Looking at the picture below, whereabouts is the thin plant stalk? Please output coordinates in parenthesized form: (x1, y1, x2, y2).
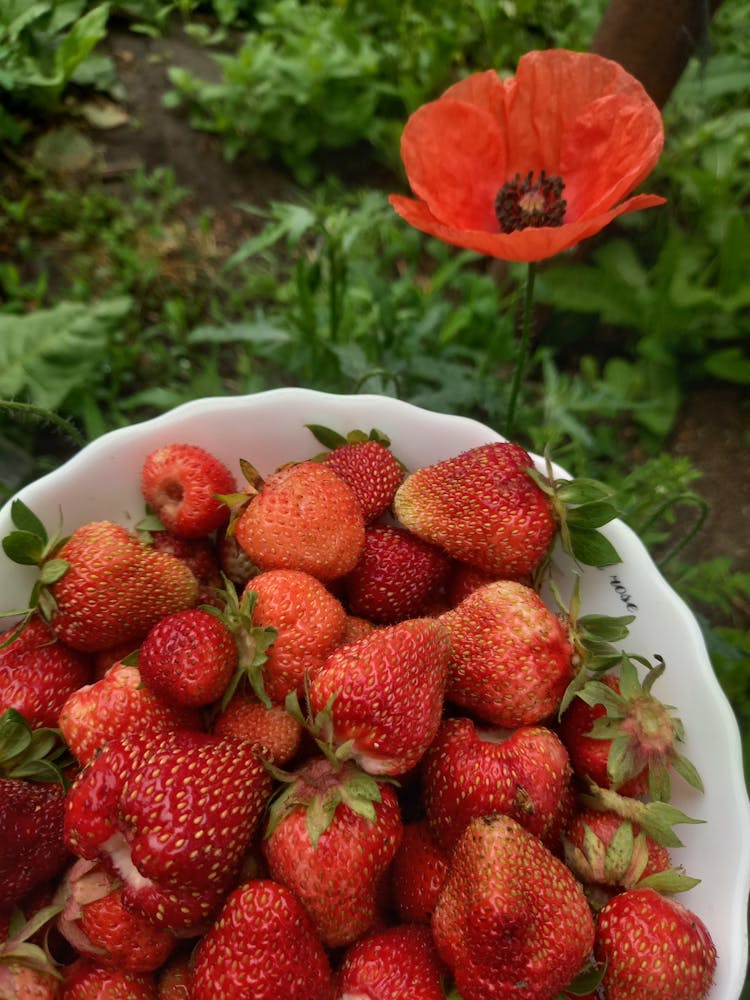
(505, 261, 536, 439)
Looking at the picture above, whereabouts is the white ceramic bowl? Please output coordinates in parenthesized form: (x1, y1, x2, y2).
(1, 388, 748, 997)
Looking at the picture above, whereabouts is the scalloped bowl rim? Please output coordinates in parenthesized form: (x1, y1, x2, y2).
(1, 388, 748, 998)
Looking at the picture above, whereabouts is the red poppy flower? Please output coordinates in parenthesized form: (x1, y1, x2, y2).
(389, 49, 666, 263)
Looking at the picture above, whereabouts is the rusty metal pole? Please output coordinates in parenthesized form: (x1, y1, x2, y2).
(591, 0, 724, 107)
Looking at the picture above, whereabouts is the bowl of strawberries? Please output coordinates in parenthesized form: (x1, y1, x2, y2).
(0, 386, 748, 1000)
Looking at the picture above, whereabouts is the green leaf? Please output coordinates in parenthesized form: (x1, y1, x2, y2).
(38, 558, 69, 585)
(0, 298, 131, 409)
(9, 499, 47, 541)
(54, 3, 110, 85)
(556, 477, 617, 506)
(2, 530, 45, 566)
(567, 526, 621, 567)
(0, 708, 33, 763)
(670, 752, 705, 794)
(305, 423, 348, 450)
(636, 869, 701, 893)
(566, 500, 620, 530)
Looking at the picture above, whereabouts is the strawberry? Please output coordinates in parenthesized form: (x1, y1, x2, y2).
(334, 923, 445, 999)
(562, 808, 697, 906)
(58, 661, 202, 766)
(62, 958, 157, 999)
(393, 441, 556, 577)
(191, 879, 332, 1000)
(340, 614, 377, 645)
(156, 954, 192, 998)
(138, 607, 238, 708)
(343, 524, 452, 624)
(212, 690, 302, 765)
(243, 568, 347, 704)
(0, 617, 92, 730)
(594, 887, 717, 999)
(63, 730, 273, 933)
(55, 859, 175, 973)
(140, 442, 236, 539)
(307, 617, 451, 776)
(262, 755, 403, 948)
(148, 530, 224, 607)
(309, 425, 404, 523)
(558, 656, 703, 801)
(0, 904, 63, 1000)
(421, 716, 574, 852)
(0, 709, 72, 910)
(234, 460, 366, 582)
(390, 818, 449, 924)
(439, 579, 574, 727)
(432, 814, 595, 1000)
(446, 561, 527, 604)
(3, 510, 199, 653)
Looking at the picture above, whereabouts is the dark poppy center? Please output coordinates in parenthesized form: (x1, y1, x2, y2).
(494, 170, 567, 233)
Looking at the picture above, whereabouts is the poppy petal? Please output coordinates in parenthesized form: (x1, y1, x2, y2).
(502, 49, 660, 181)
(400, 98, 507, 231)
(441, 68, 509, 122)
(389, 192, 666, 264)
(562, 93, 664, 220)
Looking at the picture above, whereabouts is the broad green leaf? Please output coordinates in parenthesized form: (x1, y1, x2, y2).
(0, 298, 131, 409)
(2, 530, 44, 566)
(54, 3, 110, 84)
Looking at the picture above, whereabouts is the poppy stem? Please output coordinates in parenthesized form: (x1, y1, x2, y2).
(505, 261, 536, 439)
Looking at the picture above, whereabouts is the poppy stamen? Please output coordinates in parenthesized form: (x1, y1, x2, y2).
(494, 170, 567, 233)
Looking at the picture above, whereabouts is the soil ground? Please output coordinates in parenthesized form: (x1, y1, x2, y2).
(91, 28, 750, 613)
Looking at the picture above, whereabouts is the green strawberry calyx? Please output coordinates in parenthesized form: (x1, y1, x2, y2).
(263, 751, 386, 850)
(528, 450, 622, 570)
(574, 654, 704, 802)
(201, 576, 278, 710)
(0, 708, 74, 787)
(0, 904, 65, 988)
(579, 778, 704, 848)
(562, 818, 700, 900)
(1, 499, 70, 642)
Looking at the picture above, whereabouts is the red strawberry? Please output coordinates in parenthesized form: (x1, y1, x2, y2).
(55, 859, 175, 973)
(562, 808, 695, 905)
(393, 441, 556, 576)
(58, 661, 201, 766)
(156, 954, 192, 998)
(340, 614, 377, 645)
(343, 524, 452, 624)
(262, 756, 403, 948)
(421, 716, 574, 852)
(0, 709, 72, 910)
(148, 530, 224, 607)
(446, 561, 528, 604)
(317, 430, 405, 523)
(439, 579, 574, 727)
(390, 819, 449, 924)
(244, 568, 347, 704)
(433, 814, 595, 1000)
(308, 617, 451, 776)
(234, 461, 365, 582)
(138, 608, 238, 708)
(0, 617, 92, 730)
(558, 657, 703, 801)
(63, 730, 272, 933)
(0, 904, 63, 1000)
(140, 442, 236, 539)
(62, 958, 157, 999)
(47, 521, 198, 652)
(212, 691, 302, 766)
(334, 923, 445, 999)
(594, 888, 717, 1000)
(191, 879, 332, 1000)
